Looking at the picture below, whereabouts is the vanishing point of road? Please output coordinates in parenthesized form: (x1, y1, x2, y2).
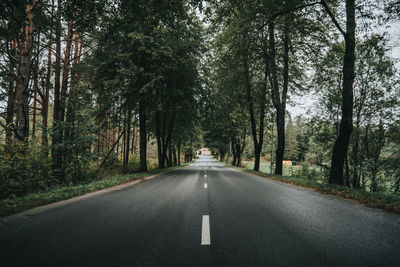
(1, 156, 399, 266)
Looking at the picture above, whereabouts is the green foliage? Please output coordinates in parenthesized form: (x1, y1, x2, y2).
(231, 165, 400, 214)
(0, 141, 51, 199)
(0, 164, 189, 217)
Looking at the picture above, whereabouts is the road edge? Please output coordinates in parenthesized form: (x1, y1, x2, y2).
(225, 164, 400, 215)
(1, 164, 191, 221)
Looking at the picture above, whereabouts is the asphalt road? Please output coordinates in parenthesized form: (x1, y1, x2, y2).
(1, 156, 399, 267)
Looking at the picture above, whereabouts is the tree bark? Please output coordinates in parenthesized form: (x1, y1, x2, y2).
(173, 143, 177, 166)
(270, 113, 274, 174)
(167, 140, 173, 167)
(231, 138, 237, 166)
(345, 154, 350, 186)
(244, 45, 265, 171)
(155, 111, 164, 168)
(52, 0, 63, 172)
(328, 0, 356, 185)
(237, 131, 246, 167)
(15, 0, 37, 142)
(352, 125, 361, 188)
(139, 99, 147, 172)
(42, 18, 53, 148)
(31, 47, 39, 139)
(269, 21, 289, 175)
(65, 33, 81, 143)
(177, 142, 181, 165)
(5, 39, 17, 146)
(59, 19, 73, 131)
(123, 110, 131, 173)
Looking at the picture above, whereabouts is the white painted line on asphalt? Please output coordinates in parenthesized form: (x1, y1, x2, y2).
(204, 183, 208, 188)
(204, 174, 207, 177)
(201, 215, 211, 245)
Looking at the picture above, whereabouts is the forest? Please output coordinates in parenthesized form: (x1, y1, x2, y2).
(0, 0, 399, 204)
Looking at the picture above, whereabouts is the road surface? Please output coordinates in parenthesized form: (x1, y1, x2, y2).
(1, 156, 399, 266)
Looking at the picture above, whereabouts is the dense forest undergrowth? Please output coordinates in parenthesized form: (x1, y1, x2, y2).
(1, 0, 400, 214)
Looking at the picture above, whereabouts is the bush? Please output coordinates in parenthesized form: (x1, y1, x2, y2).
(0, 141, 52, 199)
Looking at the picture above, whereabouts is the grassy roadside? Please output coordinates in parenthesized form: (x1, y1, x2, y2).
(226, 164, 400, 214)
(0, 163, 190, 218)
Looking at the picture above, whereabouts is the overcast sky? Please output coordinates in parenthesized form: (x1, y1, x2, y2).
(288, 21, 400, 118)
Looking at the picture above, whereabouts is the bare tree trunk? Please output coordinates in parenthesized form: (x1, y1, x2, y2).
(31, 39, 39, 139)
(244, 43, 265, 171)
(59, 19, 73, 130)
(345, 154, 350, 186)
(231, 138, 237, 166)
(139, 99, 147, 172)
(155, 111, 164, 168)
(177, 142, 181, 165)
(270, 21, 289, 175)
(326, 0, 356, 185)
(130, 122, 135, 155)
(270, 113, 274, 174)
(5, 39, 17, 146)
(52, 0, 63, 172)
(15, 1, 37, 142)
(42, 15, 52, 148)
(116, 126, 120, 155)
(65, 32, 81, 143)
(173, 142, 177, 166)
(167, 139, 173, 167)
(123, 110, 131, 173)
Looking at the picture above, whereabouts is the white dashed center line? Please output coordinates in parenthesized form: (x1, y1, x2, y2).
(204, 183, 208, 188)
(204, 174, 207, 178)
(201, 215, 211, 245)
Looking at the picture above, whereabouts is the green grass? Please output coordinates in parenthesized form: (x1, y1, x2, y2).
(0, 163, 190, 218)
(242, 160, 303, 176)
(228, 164, 400, 214)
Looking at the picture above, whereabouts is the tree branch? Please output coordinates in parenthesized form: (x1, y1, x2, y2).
(320, 0, 346, 37)
(259, 1, 321, 30)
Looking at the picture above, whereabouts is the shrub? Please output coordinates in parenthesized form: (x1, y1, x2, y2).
(0, 141, 52, 199)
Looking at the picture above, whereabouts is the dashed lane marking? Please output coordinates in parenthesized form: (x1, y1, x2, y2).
(201, 215, 211, 245)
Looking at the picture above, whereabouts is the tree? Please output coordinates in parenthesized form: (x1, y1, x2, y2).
(319, 0, 356, 185)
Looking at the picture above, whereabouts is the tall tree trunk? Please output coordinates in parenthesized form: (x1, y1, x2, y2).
(123, 110, 131, 173)
(352, 126, 361, 188)
(155, 111, 164, 168)
(42, 19, 52, 148)
(59, 19, 73, 133)
(139, 99, 147, 172)
(52, 0, 63, 172)
(32, 91, 37, 138)
(165, 109, 176, 168)
(15, 1, 37, 142)
(177, 142, 181, 165)
(173, 142, 177, 166)
(65, 33, 80, 142)
(270, 21, 289, 175)
(5, 39, 17, 146)
(352, 82, 367, 189)
(32, 44, 39, 139)
(244, 46, 265, 171)
(130, 122, 135, 155)
(328, 0, 356, 185)
(275, 107, 285, 175)
(270, 113, 274, 174)
(231, 138, 237, 166)
(167, 140, 173, 167)
(345, 154, 350, 186)
(237, 131, 246, 167)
